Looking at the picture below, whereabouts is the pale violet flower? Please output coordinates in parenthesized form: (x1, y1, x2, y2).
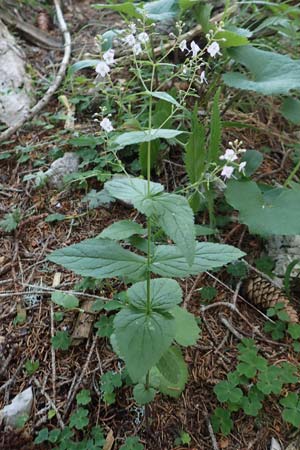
(207, 41, 221, 58)
(200, 71, 207, 84)
(138, 32, 149, 44)
(124, 34, 136, 47)
(179, 39, 188, 52)
(220, 149, 238, 162)
(239, 161, 247, 173)
(133, 42, 142, 55)
(100, 118, 114, 133)
(190, 40, 200, 57)
(129, 23, 137, 34)
(95, 61, 110, 78)
(221, 165, 234, 179)
(103, 49, 115, 66)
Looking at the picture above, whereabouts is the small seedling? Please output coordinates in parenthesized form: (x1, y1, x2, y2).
(24, 359, 39, 375)
(51, 330, 71, 350)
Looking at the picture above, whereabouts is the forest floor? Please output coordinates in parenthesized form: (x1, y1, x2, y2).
(0, 1, 299, 450)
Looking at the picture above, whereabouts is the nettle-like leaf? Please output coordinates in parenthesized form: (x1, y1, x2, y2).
(48, 238, 147, 280)
(151, 242, 245, 277)
(223, 46, 300, 95)
(226, 181, 300, 235)
(214, 380, 243, 404)
(114, 308, 175, 382)
(257, 366, 283, 395)
(98, 220, 144, 240)
(127, 278, 182, 311)
(105, 177, 196, 265)
(110, 129, 184, 150)
(237, 348, 267, 378)
(170, 306, 200, 346)
(241, 386, 264, 417)
(155, 346, 188, 398)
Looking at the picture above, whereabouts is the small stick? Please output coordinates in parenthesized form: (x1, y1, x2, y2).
(219, 314, 244, 340)
(63, 335, 98, 417)
(33, 377, 65, 429)
(0, 347, 15, 376)
(50, 303, 56, 402)
(205, 415, 219, 450)
(183, 273, 203, 308)
(0, 358, 25, 392)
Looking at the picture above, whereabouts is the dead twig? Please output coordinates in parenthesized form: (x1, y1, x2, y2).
(33, 377, 65, 429)
(205, 415, 220, 450)
(0, 0, 71, 143)
(219, 314, 244, 341)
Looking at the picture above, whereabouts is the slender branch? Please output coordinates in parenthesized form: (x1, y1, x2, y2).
(0, 0, 71, 143)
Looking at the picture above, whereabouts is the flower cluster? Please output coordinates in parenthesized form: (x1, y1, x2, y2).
(95, 49, 115, 78)
(122, 25, 149, 56)
(220, 140, 247, 179)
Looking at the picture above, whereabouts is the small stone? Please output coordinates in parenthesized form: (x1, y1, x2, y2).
(0, 387, 33, 428)
(45, 152, 79, 189)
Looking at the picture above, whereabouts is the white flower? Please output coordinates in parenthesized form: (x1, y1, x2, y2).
(207, 41, 221, 58)
(103, 49, 115, 66)
(190, 40, 200, 57)
(239, 161, 247, 173)
(182, 65, 188, 75)
(100, 118, 114, 133)
(129, 23, 137, 34)
(95, 61, 110, 78)
(138, 32, 149, 44)
(200, 71, 207, 84)
(179, 39, 188, 52)
(221, 165, 234, 179)
(220, 149, 238, 162)
(133, 42, 142, 55)
(123, 34, 136, 47)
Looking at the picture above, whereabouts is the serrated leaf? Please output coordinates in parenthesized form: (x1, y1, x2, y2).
(171, 306, 200, 346)
(215, 30, 249, 48)
(76, 389, 91, 405)
(105, 177, 164, 204)
(127, 278, 182, 311)
(211, 408, 233, 436)
(280, 393, 300, 427)
(223, 46, 300, 95)
(288, 323, 300, 340)
(214, 380, 243, 403)
(98, 220, 144, 240)
(151, 242, 245, 277)
(226, 181, 300, 235)
(133, 384, 156, 404)
(48, 238, 147, 280)
(69, 407, 89, 430)
(155, 347, 188, 398)
(150, 91, 181, 107)
(114, 307, 175, 382)
(110, 129, 184, 149)
(51, 331, 71, 350)
(51, 292, 79, 309)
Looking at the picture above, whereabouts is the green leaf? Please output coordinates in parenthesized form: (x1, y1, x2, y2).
(171, 306, 200, 346)
(34, 428, 49, 444)
(76, 389, 91, 406)
(257, 366, 283, 395)
(208, 88, 221, 163)
(51, 292, 79, 309)
(151, 242, 245, 277)
(120, 436, 144, 450)
(51, 331, 71, 351)
(223, 46, 300, 95)
(280, 393, 300, 427)
(142, 0, 179, 21)
(280, 97, 300, 124)
(93, 3, 142, 19)
(214, 380, 243, 403)
(98, 220, 144, 240)
(195, 225, 217, 236)
(133, 384, 156, 404)
(105, 177, 164, 204)
(114, 307, 175, 382)
(24, 360, 39, 375)
(69, 59, 100, 76)
(111, 129, 184, 149)
(241, 387, 264, 416)
(69, 407, 89, 430)
(193, 2, 212, 33)
(150, 91, 181, 108)
(226, 181, 300, 235)
(95, 316, 114, 338)
(288, 323, 300, 340)
(155, 346, 188, 398)
(215, 30, 249, 48)
(185, 105, 206, 186)
(237, 349, 267, 378)
(241, 150, 263, 177)
(0, 209, 21, 232)
(45, 213, 66, 223)
(128, 278, 182, 311)
(140, 192, 196, 265)
(48, 238, 147, 280)
(211, 408, 233, 436)
(48, 429, 60, 444)
(200, 286, 217, 302)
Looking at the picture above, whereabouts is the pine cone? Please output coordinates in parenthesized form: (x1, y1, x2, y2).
(243, 276, 299, 323)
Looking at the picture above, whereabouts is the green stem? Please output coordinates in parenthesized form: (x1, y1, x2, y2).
(284, 159, 300, 187)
